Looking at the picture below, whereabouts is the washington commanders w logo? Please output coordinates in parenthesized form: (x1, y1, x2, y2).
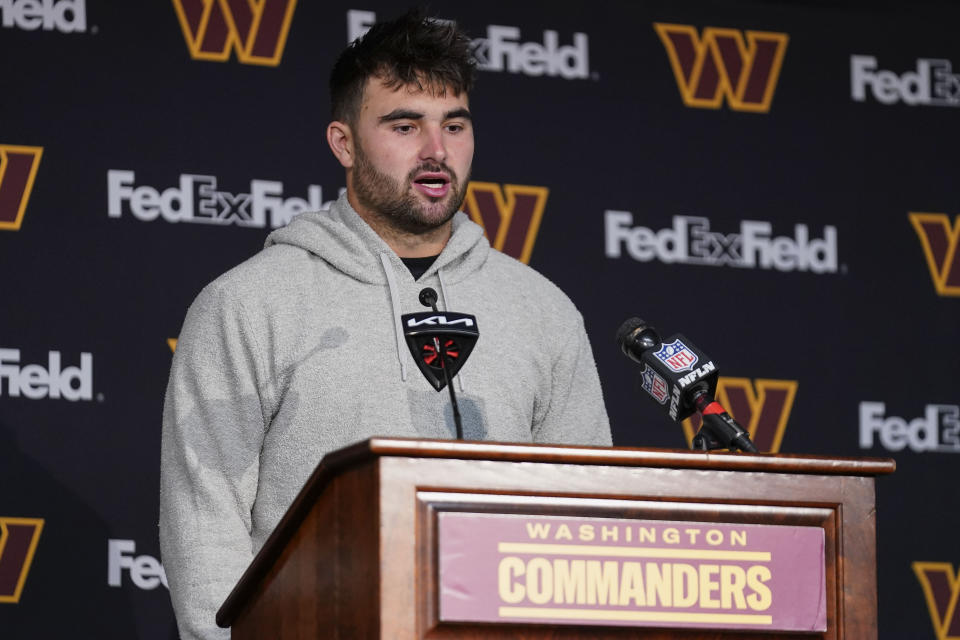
(910, 213, 960, 297)
(0, 145, 43, 231)
(654, 23, 789, 113)
(462, 183, 549, 264)
(0, 517, 44, 603)
(681, 378, 798, 452)
(914, 562, 960, 639)
(172, 0, 297, 66)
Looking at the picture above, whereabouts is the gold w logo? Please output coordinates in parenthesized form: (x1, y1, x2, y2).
(654, 23, 789, 113)
(462, 182, 549, 264)
(910, 213, 960, 297)
(171, 0, 298, 66)
(913, 562, 960, 639)
(0, 145, 43, 232)
(682, 378, 798, 452)
(0, 518, 44, 604)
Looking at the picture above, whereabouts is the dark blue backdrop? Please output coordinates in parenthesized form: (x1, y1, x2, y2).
(2, 1, 958, 637)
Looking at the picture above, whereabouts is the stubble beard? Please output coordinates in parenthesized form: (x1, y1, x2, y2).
(351, 141, 470, 236)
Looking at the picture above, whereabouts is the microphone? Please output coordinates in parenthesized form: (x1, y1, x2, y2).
(419, 287, 439, 308)
(401, 287, 479, 440)
(616, 317, 758, 453)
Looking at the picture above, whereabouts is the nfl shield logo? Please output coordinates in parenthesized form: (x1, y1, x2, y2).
(641, 365, 669, 404)
(654, 339, 699, 373)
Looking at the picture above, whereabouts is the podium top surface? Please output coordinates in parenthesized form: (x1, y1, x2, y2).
(328, 437, 896, 476)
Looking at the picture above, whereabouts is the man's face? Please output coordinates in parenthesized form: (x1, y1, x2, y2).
(348, 77, 474, 235)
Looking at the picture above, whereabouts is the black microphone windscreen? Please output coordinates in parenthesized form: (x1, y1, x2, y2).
(615, 317, 646, 348)
(419, 287, 439, 309)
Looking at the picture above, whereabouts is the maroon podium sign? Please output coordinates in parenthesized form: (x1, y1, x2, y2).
(438, 512, 826, 632)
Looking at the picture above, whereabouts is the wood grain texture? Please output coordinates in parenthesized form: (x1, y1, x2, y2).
(217, 438, 892, 638)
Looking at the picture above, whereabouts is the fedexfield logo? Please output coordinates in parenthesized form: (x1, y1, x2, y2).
(348, 10, 590, 80)
(913, 562, 960, 639)
(910, 213, 960, 297)
(859, 402, 960, 453)
(0, 144, 43, 231)
(852, 56, 960, 107)
(681, 378, 797, 453)
(107, 170, 335, 229)
(462, 182, 548, 264)
(472, 26, 588, 79)
(654, 23, 788, 113)
(172, 0, 297, 66)
(0, 517, 44, 604)
(108, 539, 167, 590)
(0, 349, 93, 401)
(605, 211, 838, 274)
(0, 0, 85, 32)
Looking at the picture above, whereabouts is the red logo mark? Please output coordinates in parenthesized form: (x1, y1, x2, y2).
(463, 182, 549, 264)
(0, 145, 43, 231)
(172, 0, 298, 66)
(654, 23, 789, 113)
(0, 517, 44, 603)
(913, 562, 960, 640)
(910, 213, 960, 297)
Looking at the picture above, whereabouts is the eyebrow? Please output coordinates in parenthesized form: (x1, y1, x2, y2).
(444, 107, 472, 121)
(378, 107, 473, 123)
(379, 109, 423, 123)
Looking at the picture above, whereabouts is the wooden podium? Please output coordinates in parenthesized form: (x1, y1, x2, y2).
(216, 438, 894, 638)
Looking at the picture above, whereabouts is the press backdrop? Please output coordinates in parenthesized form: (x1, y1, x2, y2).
(2, 1, 958, 637)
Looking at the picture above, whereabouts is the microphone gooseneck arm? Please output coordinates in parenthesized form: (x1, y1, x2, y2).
(690, 385, 758, 453)
(419, 287, 464, 440)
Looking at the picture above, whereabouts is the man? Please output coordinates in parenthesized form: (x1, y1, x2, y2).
(160, 10, 610, 639)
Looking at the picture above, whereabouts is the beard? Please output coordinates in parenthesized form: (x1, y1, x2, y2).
(351, 141, 469, 235)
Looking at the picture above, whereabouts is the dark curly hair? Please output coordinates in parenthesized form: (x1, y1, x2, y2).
(330, 9, 476, 125)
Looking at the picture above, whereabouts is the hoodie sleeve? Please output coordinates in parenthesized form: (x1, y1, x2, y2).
(159, 283, 268, 640)
(532, 312, 612, 446)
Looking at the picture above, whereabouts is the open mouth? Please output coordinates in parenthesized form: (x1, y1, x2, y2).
(414, 174, 450, 187)
(412, 173, 451, 197)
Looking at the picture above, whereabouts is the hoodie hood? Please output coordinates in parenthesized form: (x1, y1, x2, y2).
(264, 192, 490, 285)
(264, 192, 490, 385)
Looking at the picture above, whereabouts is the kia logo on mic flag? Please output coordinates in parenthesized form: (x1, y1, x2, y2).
(401, 312, 479, 391)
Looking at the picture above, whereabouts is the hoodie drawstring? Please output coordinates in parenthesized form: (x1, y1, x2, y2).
(436, 268, 465, 392)
(380, 253, 408, 382)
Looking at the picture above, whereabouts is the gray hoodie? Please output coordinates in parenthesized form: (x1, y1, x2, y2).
(159, 194, 611, 639)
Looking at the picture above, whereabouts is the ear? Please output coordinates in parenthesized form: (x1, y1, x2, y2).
(326, 121, 355, 168)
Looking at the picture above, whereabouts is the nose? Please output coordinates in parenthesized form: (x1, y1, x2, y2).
(419, 125, 447, 163)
